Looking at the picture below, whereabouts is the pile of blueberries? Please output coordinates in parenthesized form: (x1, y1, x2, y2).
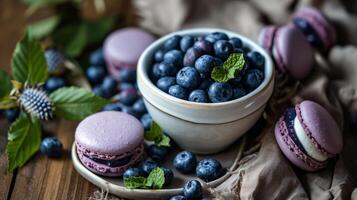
(150, 32, 265, 103)
(85, 48, 153, 130)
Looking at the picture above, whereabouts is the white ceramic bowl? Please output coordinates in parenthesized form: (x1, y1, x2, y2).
(137, 28, 274, 154)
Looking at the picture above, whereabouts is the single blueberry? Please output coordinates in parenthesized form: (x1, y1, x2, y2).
(132, 99, 147, 115)
(140, 113, 152, 130)
(169, 196, 187, 200)
(156, 77, 176, 93)
(208, 82, 233, 103)
(154, 49, 166, 62)
(195, 55, 217, 76)
(228, 37, 243, 49)
(232, 87, 247, 99)
(118, 68, 136, 84)
(173, 151, 197, 174)
(40, 137, 63, 158)
(247, 51, 265, 70)
(176, 67, 201, 90)
(102, 103, 123, 111)
(183, 47, 204, 66)
(164, 35, 182, 50)
(4, 109, 19, 122)
(86, 65, 106, 85)
(243, 69, 264, 90)
(164, 50, 184, 68)
(44, 76, 66, 93)
(89, 48, 105, 66)
(92, 85, 105, 98)
(151, 63, 161, 81)
(196, 159, 223, 182)
(205, 32, 229, 43)
(180, 35, 195, 52)
(198, 79, 212, 90)
(121, 105, 140, 118)
(123, 167, 146, 179)
(147, 145, 169, 162)
(101, 76, 117, 98)
(193, 40, 213, 54)
(161, 167, 174, 186)
(141, 160, 159, 175)
(214, 40, 233, 59)
(154, 62, 178, 78)
(183, 180, 202, 199)
(168, 85, 188, 100)
(119, 88, 138, 105)
(188, 90, 209, 103)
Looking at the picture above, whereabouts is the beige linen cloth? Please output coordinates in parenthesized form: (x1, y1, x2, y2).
(92, 0, 357, 199)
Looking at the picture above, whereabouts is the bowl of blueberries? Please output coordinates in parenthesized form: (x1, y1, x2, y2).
(137, 28, 274, 154)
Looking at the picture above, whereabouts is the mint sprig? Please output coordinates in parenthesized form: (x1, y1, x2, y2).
(211, 53, 245, 83)
(144, 122, 171, 147)
(124, 167, 165, 189)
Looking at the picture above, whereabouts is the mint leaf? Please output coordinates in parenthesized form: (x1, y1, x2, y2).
(28, 15, 60, 38)
(211, 53, 245, 83)
(211, 66, 229, 83)
(6, 113, 41, 172)
(124, 176, 148, 189)
(0, 69, 12, 97)
(144, 121, 163, 141)
(11, 31, 48, 84)
(49, 87, 110, 120)
(156, 135, 171, 147)
(146, 167, 165, 189)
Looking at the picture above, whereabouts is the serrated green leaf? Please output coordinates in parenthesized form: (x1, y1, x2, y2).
(49, 87, 110, 120)
(0, 69, 12, 97)
(146, 167, 165, 189)
(6, 113, 41, 172)
(156, 135, 171, 147)
(53, 24, 87, 57)
(124, 176, 147, 189)
(211, 66, 228, 83)
(85, 17, 115, 45)
(144, 121, 163, 141)
(0, 96, 17, 110)
(11, 31, 48, 84)
(28, 15, 60, 38)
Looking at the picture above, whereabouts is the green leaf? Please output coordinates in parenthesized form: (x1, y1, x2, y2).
(146, 167, 165, 189)
(6, 113, 41, 172)
(85, 17, 115, 45)
(53, 24, 87, 57)
(211, 53, 245, 83)
(28, 15, 60, 38)
(0, 69, 12, 97)
(211, 66, 229, 83)
(156, 135, 171, 147)
(0, 96, 17, 110)
(124, 176, 148, 189)
(144, 121, 163, 141)
(49, 87, 110, 120)
(11, 31, 48, 84)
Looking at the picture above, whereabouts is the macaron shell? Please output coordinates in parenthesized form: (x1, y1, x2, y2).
(274, 24, 314, 80)
(75, 111, 144, 155)
(296, 100, 343, 156)
(258, 25, 278, 54)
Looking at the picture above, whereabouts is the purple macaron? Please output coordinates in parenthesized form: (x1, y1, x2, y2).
(259, 24, 315, 80)
(274, 100, 343, 171)
(292, 6, 336, 51)
(75, 111, 145, 177)
(103, 27, 155, 79)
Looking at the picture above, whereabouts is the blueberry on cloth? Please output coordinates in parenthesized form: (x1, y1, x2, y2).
(173, 151, 197, 174)
(183, 180, 203, 199)
(40, 137, 63, 158)
(196, 158, 223, 182)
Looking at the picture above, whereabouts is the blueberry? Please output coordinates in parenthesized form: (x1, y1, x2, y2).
(188, 90, 209, 103)
(102, 103, 123, 111)
(156, 77, 176, 93)
(214, 40, 233, 59)
(180, 35, 194, 52)
(151, 63, 161, 81)
(168, 85, 188, 100)
(176, 67, 201, 90)
(232, 87, 247, 99)
(140, 113, 152, 130)
(247, 51, 265, 70)
(147, 145, 169, 162)
(164, 50, 183, 68)
(119, 88, 138, 105)
(198, 79, 212, 90)
(183, 47, 204, 66)
(161, 167, 174, 186)
(164, 35, 182, 50)
(228, 37, 243, 49)
(89, 48, 105, 66)
(183, 180, 202, 199)
(169, 195, 187, 200)
(205, 32, 229, 43)
(132, 99, 147, 115)
(154, 49, 165, 62)
(101, 76, 117, 98)
(193, 40, 213, 54)
(243, 69, 264, 90)
(153, 62, 178, 78)
(118, 68, 136, 83)
(4, 109, 19, 122)
(118, 82, 135, 91)
(40, 137, 63, 158)
(196, 159, 223, 182)
(92, 85, 105, 98)
(123, 167, 146, 179)
(173, 151, 197, 174)
(122, 106, 140, 118)
(208, 82, 233, 103)
(195, 55, 217, 76)
(86, 66, 106, 85)
(141, 160, 159, 175)
(44, 76, 66, 93)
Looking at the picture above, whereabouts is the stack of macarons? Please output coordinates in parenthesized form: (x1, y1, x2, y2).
(75, 111, 145, 176)
(274, 100, 343, 171)
(259, 6, 336, 80)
